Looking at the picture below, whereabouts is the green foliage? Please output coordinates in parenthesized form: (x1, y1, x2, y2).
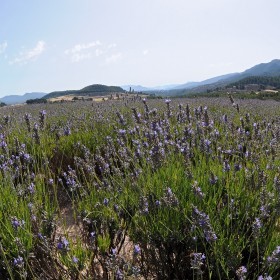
(44, 84, 124, 99)
(26, 98, 47, 104)
(0, 97, 279, 279)
(227, 75, 280, 89)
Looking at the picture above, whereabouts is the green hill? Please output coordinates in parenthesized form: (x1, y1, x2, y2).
(227, 76, 280, 90)
(43, 84, 124, 99)
(161, 59, 280, 96)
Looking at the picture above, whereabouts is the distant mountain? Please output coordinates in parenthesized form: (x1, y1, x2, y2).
(43, 84, 124, 99)
(2, 60, 279, 103)
(165, 59, 280, 95)
(0, 92, 46, 105)
(121, 85, 152, 92)
(123, 60, 280, 95)
(227, 76, 280, 89)
(242, 59, 280, 77)
(153, 84, 181, 90)
(121, 84, 181, 92)
(174, 73, 238, 90)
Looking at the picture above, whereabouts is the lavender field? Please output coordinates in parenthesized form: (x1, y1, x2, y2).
(0, 96, 280, 279)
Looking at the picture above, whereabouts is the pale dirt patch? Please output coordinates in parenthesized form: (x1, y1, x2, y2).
(48, 93, 148, 103)
(55, 207, 147, 279)
(56, 206, 81, 239)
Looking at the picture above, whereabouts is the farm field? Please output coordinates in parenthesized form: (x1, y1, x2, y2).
(0, 97, 280, 279)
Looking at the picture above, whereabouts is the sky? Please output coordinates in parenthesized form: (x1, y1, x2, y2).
(0, 0, 280, 97)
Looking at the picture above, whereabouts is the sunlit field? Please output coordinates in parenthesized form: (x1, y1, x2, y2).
(0, 96, 280, 279)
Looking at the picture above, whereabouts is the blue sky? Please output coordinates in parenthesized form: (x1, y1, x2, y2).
(0, 0, 280, 97)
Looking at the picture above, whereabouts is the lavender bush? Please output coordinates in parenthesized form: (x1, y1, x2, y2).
(0, 96, 279, 279)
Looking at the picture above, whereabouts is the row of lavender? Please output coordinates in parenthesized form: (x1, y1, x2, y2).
(0, 97, 279, 279)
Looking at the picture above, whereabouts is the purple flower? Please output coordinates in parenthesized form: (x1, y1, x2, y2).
(252, 217, 262, 237)
(111, 247, 117, 255)
(11, 217, 24, 230)
(24, 113, 31, 120)
(192, 206, 217, 243)
(118, 129, 126, 136)
(236, 266, 247, 280)
(190, 253, 205, 275)
(222, 114, 228, 123)
(234, 163, 242, 172)
(155, 200, 161, 207)
(38, 233, 44, 239)
(13, 256, 24, 267)
(115, 268, 124, 280)
(57, 237, 70, 251)
(209, 173, 218, 185)
(134, 244, 141, 255)
(72, 256, 79, 263)
(192, 181, 205, 199)
(28, 183, 35, 194)
(258, 274, 272, 280)
(0, 140, 7, 148)
(64, 126, 71, 136)
(140, 196, 149, 215)
(103, 198, 109, 206)
(204, 139, 211, 147)
(223, 160, 230, 172)
(267, 245, 280, 265)
(163, 187, 179, 206)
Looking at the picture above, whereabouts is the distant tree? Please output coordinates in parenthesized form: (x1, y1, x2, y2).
(26, 98, 47, 104)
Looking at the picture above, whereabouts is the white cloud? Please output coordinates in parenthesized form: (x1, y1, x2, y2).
(105, 52, 122, 64)
(9, 41, 45, 65)
(108, 43, 117, 49)
(71, 52, 92, 63)
(95, 49, 104, 57)
(65, 40, 103, 62)
(0, 41, 7, 54)
(143, 49, 149, 56)
(64, 41, 101, 55)
(65, 41, 119, 63)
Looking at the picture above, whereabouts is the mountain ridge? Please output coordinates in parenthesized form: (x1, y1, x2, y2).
(123, 59, 280, 94)
(171, 59, 280, 93)
(0, 92, 46, 105)
(1, 59, 280, 104)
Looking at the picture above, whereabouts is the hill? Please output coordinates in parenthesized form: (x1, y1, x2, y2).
(227, 76, 280, 90)
(0, 92, 46, 105)
(162, 59, 280, 96)
(242, 59, 280, 77)
(43, 84, 124, 99)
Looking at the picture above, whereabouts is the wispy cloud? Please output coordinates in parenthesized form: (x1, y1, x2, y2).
(65, 41, 119, 63)
(71, 53, 93, 63)
(65, 41, 102, 62)
(64, 41, 101, 55)
(95, 49, 104, 57)
(9, 41, 45, 65)
(105, 52, 122, 64)
(108, 43, 117, 49)
(143, 49, 149, 56)
(0, 41, 8, 54)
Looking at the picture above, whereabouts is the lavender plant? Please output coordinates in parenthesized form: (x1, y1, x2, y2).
(0, 97, 279, 279)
